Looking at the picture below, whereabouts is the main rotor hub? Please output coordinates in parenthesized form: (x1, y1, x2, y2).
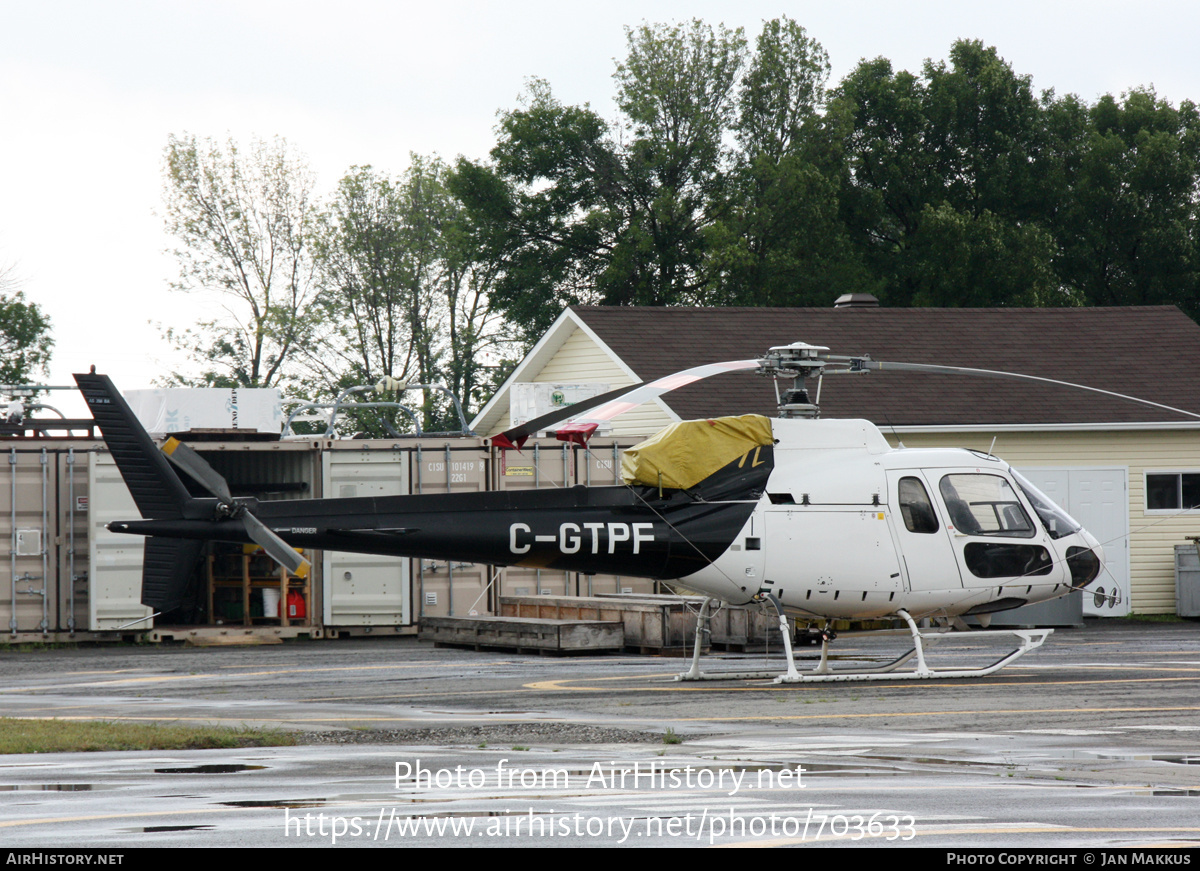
(756, 342, 830, 379)
(756, 343, 830, 419)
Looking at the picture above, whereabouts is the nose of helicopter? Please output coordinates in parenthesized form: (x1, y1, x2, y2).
(1067, 529, 1104, 589)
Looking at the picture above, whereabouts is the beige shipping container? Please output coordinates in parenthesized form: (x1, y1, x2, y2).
(411, 439, 491, 618)
(487, 436, 661, 601)
(4, 446, 73, 634)
(491, 439, 576, 601)
(87, 439, 324, 634)
(1, 442, 105, 637)
(572, 437, 656, 598)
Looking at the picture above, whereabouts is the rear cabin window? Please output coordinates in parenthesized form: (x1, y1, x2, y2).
(898, 476, 939, 533)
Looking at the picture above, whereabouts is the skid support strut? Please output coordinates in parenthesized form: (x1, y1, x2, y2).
(677, 597, 714, 681)
(763, 592, 802, 683)
(677, 592, 803, 682)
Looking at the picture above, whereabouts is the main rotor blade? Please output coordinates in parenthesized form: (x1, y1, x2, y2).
(860, 360, 1200, 422)
(494, 359, 759, 449)
(494, 383, 645, 449)
(161, 437, 234, 503)
(243, 512, 311, 579)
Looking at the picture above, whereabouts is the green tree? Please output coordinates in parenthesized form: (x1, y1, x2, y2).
(453, 20, 759, 338)
(734, 17, 829, 163)
(161, 134, 318, 388)
(1052, 89, 1200, 316)
(0, 265, 52, 384)
(709, 18, 873, 306)
(451, 82, 624, 341)
(922, 40, 1048, 220)
(832, 41, 1066, 307)
(833, 56, 935, 292)
(311, 158, 511, 432)
(905, 204, 1061, 307)
(612, 19, 747, 303)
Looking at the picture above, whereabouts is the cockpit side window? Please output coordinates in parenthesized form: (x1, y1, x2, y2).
(898, 476, 939, 534)
(938, 474, 1036, 538)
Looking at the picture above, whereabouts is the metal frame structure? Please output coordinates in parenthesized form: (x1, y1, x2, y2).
(676, 597, 1053, 684)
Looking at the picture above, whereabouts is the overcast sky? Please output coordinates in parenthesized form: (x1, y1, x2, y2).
(1, 0, 1197, 415)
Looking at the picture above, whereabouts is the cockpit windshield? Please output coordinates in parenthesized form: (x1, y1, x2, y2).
(1011, 471, 1083, 540)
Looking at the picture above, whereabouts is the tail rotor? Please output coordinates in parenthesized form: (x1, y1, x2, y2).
(161, 437, 311, 579)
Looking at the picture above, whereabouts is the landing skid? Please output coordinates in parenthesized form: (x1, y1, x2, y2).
(675, 599, 1052, 684)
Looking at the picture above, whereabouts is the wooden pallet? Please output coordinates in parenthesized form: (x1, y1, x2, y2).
(419, 615, 624, 654)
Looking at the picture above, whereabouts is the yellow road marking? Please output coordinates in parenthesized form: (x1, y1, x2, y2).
(671, 704, 1200, 722)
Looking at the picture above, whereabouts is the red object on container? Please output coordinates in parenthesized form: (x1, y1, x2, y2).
(287, 590, 306, 619)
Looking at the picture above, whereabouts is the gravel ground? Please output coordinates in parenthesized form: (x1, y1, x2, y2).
(304, 723, 686, 746)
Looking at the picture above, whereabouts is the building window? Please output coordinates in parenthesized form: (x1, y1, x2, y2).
(1145, 472, 1200, 511)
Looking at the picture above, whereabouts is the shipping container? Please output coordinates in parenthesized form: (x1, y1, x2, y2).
(410, 439, 491, 619)
(3, 424, 663, 642)
(2, 443, 101, 636)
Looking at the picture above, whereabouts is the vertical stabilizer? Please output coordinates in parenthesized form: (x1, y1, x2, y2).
(74, 374, 193, 519)
(76, 374, 201, 612)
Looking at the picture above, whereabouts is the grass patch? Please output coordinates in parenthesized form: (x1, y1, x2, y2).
(662, 727, 682, 745)
(0, 642, 76, 653)
(0, 718, 298, 754)
(1120, 613, 1186, 623)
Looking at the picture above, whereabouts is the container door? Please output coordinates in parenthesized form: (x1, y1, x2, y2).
(491, 441, 574, 602)
(322, 449, 409, 626)
(412, 442, 490, 616)
(87, 453, 152, 630)
(3, 449, 51, 632)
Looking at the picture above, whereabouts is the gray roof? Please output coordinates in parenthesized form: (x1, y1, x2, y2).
(571, 305, 1200, 427)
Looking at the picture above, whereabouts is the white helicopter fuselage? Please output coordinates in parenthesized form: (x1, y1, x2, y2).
(678, 418, 1103, 620)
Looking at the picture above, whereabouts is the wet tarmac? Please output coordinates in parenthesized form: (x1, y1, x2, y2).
(1, 619, 1198, 847)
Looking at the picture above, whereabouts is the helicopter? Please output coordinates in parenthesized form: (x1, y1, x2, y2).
(77, 340, 1161, 683)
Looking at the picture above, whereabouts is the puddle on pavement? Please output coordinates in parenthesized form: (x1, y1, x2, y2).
(137, 825, 214, 833)
(221, 799, 326, 809)
(1153, 756, 1200, 765)
(153, 764, 267, 774)
(863, 751, 1200, 767)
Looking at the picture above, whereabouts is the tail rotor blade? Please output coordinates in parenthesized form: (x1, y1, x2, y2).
(243, 512, 311, 579)
(161, 436, 310, 578)
(161, 437, 234, 504)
